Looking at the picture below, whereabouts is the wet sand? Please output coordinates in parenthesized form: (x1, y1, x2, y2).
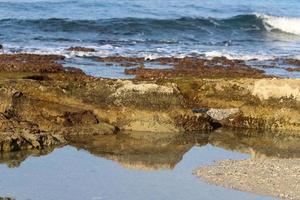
(197, 158, 300, 200)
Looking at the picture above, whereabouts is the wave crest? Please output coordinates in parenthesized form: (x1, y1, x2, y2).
(257, 13, 300, 35)
(0, 14, 299, 36)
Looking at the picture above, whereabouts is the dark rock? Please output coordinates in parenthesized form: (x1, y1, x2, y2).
(284, 58, 300, 66)
(0, 112, 66, 152)
(0, 53, 65, 73)
(63, 110, 99, 126)
(23, 75, 50, 81)
(96, 56, 144, 63)
(192, 108, 209, 113)
(63, 67, 85, 74)
(285, 67, 300, 72)
(67, 46, 96, 52)
(175, 114, 214, 132)
(124, 56, 267, 79)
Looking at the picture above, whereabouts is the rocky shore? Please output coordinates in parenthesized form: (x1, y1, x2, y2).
(0, 52, 298, 152)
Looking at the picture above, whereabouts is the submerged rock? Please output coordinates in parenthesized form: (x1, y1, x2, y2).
(286, 67, 300, 72)
(67, 46, 96, 52)
(0, 44, 4, 53)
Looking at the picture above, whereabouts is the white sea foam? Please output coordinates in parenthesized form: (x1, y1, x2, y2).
(0, 43, 286, 62)
(256, 13, 300, 36)
(204, 51, 275, 61)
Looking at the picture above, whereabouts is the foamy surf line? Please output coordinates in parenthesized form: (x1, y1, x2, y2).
(256, 13, 300, 36)
(0, 48, 279, 61)
(0, 45, 295, 62)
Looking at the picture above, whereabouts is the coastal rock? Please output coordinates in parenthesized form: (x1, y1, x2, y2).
(63, 110, 99, 126)
(207, 108, 240, 121)
(4, 92, 118, 136)
(286, 67, 300, 72)
(0, 111, 66, 152)
(175, 113, 214, 131)
(124, 56, 267, 79)
(173, 78, 300, 131)
(67, 46, 96, 52)
(0, 53, 298, 140)
(0, 131, 65, 152)
(113, 80, 175, 96)
(111, 80, 185, 109)
(96, 56, 144, 63)
(252, 79, 300, 101)
(284, 58, 300, 66)
(60, 122, 119, 136)
(0, 54, 65, 73)
(63, 67, 85, 74)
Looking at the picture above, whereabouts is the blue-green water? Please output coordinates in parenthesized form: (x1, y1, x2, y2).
(0, 133, 278, 200)
(1, 0, 300, 60)
(1, 130, 300, 200)
(0, 146, 257, 200)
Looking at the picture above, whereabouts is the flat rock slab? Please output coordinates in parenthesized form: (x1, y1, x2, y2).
(197, 158, 300, 200)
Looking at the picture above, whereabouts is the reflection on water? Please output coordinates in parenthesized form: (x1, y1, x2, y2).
(0, 148, 57, 168)
(209, 129, 300, 159)
(69, 132, 209, 171)
(0, 129, 299, 200)
(1, 129, 300, 170)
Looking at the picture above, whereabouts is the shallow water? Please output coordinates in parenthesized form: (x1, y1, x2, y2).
(1, 130, 300, 200)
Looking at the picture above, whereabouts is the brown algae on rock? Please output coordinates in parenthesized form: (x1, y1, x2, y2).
(0, 53, 298, 152)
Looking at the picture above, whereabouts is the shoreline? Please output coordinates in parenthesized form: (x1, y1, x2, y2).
(1, 2, 300, 199)
(196, 158, 300, 200)
(0, 49, 298, 199)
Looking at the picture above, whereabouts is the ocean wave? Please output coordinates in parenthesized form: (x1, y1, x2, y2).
(0, 14, 299, 36)
(256, 13, 300, 35)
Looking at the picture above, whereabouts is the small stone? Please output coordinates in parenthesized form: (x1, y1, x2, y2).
(207, 108, 240, 121)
